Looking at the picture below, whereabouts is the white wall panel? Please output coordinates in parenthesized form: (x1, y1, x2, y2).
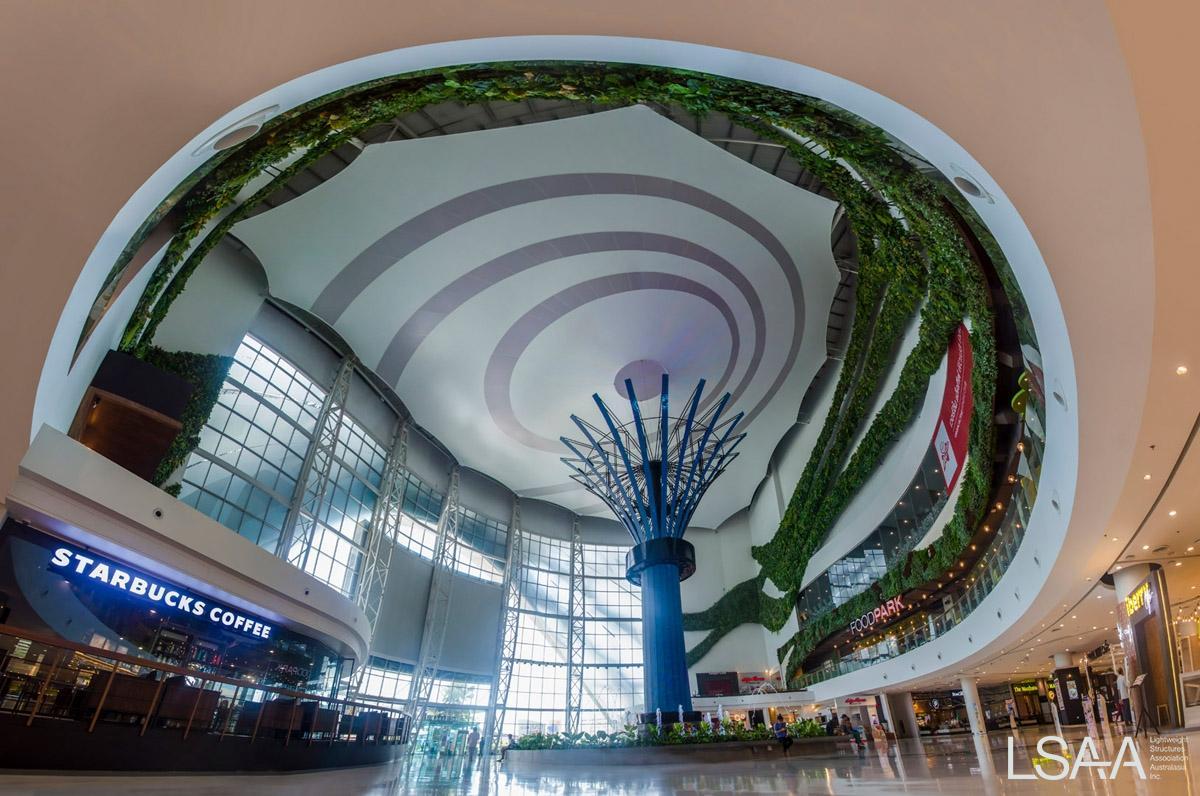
(152, 238, 267, 357)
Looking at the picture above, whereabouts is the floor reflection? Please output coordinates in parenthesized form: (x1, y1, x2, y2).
(0, 727, 1194, 794)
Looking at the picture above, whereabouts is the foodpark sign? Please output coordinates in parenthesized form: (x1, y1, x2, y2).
(848, 596, 907, 634)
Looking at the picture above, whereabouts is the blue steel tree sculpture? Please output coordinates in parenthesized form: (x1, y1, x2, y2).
(561, 374, 746, 714)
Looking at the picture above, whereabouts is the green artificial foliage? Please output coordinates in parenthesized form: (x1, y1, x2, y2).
(137, 347, 233, 489)
(682, 114, 997, 671)
(682, 573, 795, 666)
(98, 61, 1016, 681)
(508, 718, 803, 750)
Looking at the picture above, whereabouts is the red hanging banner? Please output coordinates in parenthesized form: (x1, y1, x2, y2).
(932, 324, 973, 493)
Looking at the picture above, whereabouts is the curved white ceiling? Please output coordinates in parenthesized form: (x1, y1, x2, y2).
(235, 105, 840, 527)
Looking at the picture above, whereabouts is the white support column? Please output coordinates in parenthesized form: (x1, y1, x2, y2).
(878, 692, 897, 736)
(886, 692, 920, 740)
(960, 676, 987, 736)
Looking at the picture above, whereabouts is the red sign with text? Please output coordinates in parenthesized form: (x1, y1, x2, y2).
(933, 324, 973, 493)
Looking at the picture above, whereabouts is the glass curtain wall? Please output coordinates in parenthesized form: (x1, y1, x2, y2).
(501, 536, 643, 736)
(179, 335, 383, 596)
(175, 332, 644, 732)
(178, 335, 322, 554)
(356, 656, 489, 753)
(179, 333, 507, 595)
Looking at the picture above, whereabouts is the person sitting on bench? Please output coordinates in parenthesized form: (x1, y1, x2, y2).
(772, 716, 793, 754)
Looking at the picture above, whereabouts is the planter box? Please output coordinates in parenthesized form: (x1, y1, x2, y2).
(504, 736, 870, 767)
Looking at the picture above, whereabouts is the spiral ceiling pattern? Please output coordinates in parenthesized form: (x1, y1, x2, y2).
(235, 105, 841, 527)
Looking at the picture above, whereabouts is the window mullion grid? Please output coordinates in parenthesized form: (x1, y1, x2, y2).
(277, 357, 354, 568)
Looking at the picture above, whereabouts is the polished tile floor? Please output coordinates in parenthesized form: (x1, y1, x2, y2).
(0, 727, 1193, 794)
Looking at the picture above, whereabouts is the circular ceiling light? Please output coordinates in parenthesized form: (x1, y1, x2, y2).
(614, 359, 668, 400)
(953, 176, 983, 197)
(192, 105, 279, 157)
(1178, 365, 1189, 376)
(212, 124, 264, 151)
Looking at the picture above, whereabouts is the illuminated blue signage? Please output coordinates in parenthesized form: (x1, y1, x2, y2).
(49, 544, 273, 639)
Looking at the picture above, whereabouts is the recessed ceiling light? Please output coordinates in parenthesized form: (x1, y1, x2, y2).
(1170, 510, 1179, 517)
(1144, 474, 1152, 480)
(1176, 561, 1184, 567)
(1178, 365, 1189, 376)
(1143, 545, 1151, 550)
(1112, 537, 1120, 542)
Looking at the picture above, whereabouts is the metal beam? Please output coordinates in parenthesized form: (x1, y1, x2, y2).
(483, 497, 522, 755)
(355, 419, 409, 635)
(565, 518, 585, 732)
(404, 466, 460, 749)
(277, 357, 355, 571)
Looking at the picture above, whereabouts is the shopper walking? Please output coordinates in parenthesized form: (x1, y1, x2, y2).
(467, 726, 481, 757)
(1115, 668, 1131, 725)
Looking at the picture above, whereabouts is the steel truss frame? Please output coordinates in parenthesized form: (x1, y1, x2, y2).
(565, 518, 585, 731)
(404, 466, 460, 748)
(355, 419, 409, 634)
(278, 357, 355, 570)
(483, 497, 522, 754)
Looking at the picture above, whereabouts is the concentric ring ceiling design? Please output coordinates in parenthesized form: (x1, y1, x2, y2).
(235, 105, 839, 526)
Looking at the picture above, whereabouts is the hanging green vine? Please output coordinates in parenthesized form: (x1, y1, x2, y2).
(137, 347, 233, 494)
(674, 109, 999, 672)
(102, 63, 1009, 679)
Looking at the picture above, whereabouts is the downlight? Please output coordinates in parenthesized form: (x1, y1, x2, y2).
(949, 163, 994, 203)
(192, 105, 280, 157)
(213, 125, 263, 151)
(953, 176, 983, 197)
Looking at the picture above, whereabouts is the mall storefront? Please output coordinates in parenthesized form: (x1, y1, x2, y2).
(0, 521, 347, 696)
(0, 430, 403, 771)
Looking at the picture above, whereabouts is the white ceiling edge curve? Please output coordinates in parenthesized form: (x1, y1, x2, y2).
(32, 38, 1079, 679)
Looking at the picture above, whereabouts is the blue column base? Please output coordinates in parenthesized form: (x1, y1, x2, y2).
(640, 562, 692, 713)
